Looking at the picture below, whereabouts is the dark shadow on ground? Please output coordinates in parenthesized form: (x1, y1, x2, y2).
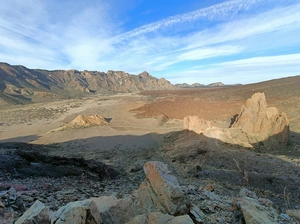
(0, 135, 39, 143)
(0, 129, 299, 210)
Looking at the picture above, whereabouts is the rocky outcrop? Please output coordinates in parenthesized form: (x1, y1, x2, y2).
(48, 115, 109, 132)
(134, 161, 185, 215)
(183, 116, 214, 134)
(183, 93, 290, 149)
(232, 92, 290, 148)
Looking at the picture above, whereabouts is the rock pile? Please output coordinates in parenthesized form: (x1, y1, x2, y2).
(12, 161, 299, 224)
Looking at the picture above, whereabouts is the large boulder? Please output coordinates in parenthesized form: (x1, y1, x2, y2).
(15, 200, 51, 224)
(231, 92, 289, 148)
(51, 199, 101, 224)
(134, 161, 185, 215)
(91, 195, 147, 224)
(183, 116, 214, 134)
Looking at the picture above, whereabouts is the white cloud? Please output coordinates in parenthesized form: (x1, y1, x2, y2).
(117, 0, 266, 40)
(178, 46, 243, 61)
(174, 54, 300, 84)
(219, 54, 300, 67)
(0, 0, 299, 85)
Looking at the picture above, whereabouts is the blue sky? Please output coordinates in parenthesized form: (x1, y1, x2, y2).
(0, 0, 299, 84)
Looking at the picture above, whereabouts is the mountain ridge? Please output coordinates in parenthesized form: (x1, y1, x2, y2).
(0, 62, 175, 105)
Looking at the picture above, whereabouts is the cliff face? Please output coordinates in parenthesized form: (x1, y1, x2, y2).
(0, 63, 175, 104)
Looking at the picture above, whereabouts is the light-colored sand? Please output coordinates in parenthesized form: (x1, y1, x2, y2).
(0, 93, 182, 149)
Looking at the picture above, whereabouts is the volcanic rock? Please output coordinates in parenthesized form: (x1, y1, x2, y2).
(231, 92, 290, 148)
(15, 200, 51, 224)
(90, 195, 147, 224)
(48, 115, 108, 132)
(134, 161, 185, 215)
(51, 199, 100, 224)
(183, 116, 214, 134)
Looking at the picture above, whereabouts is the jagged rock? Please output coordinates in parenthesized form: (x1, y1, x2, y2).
(135, 161, 185, 215)
(126, 212, 194, 224)
(90, 195, 147, 224)
(188, 204, 205, 224)
(234, 197, 279, 224)
(51, 199, 100, 224)
(183, 116, 214, 134)
(232, 92, 290, 148)
(15, 200, 51, 224)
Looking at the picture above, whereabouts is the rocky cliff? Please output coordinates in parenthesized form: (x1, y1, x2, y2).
(0, 63, 175, 105)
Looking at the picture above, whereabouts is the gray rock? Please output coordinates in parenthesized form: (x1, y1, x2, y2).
(189, 204, 205, 224)
(91, 195, 147, 224)
(235, 197, 278, 224)
(15, 200, 51, 224)
(135, 161, 185, 215)
(51, 199, 100, 224)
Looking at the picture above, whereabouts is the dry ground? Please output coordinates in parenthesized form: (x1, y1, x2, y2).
(0, 76, 300, 216)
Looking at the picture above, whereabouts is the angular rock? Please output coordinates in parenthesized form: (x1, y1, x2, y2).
(15, 200, 51, 224)
(135, 161, 185, 215)
(126, 212, 194, 224)
(188, 204, 205, 224)
(91, 195, 147, 224)
(51, 199, 100, 224)
(235, 197, 278, 224)
(183, 116, 214, 134)
(232, 92, 289, 148)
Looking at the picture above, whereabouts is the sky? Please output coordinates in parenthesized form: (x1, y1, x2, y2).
(0, 0, 300, 84)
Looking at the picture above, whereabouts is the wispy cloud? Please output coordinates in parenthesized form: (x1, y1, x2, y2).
(0, 0, 299, 84)
(173, 54, 300, 84)
(178, 46, 243, 61)
(117, 0, 267, 40)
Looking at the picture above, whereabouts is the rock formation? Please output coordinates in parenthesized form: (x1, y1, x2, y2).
(232, 92, 290, 148)
(183, 116, 214, 134)
(183, 92, 290, 149)
(48, 115, 109, 132)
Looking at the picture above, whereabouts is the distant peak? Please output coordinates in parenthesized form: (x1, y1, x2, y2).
(138, 71, 150, 78)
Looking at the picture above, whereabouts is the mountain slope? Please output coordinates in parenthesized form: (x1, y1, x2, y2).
(0, 63, 175, 105)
